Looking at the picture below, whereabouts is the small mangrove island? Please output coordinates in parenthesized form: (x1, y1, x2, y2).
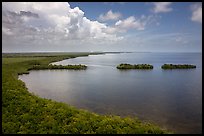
(161, 64, 196, 69)
(117, 63, 153, 69)
(28, 64, 87, 70)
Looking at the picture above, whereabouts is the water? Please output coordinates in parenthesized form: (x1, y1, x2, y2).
(19, 52, 202, 134)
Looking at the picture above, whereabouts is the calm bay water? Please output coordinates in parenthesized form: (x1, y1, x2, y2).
(19, 52, 202, 134)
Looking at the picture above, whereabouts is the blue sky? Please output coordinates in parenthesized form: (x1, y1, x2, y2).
(2, 2, 202, 52)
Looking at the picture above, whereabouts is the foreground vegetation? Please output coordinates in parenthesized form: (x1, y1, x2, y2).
(161, 64, 196, 69)
(2, 53, 170, 134)
(117, 63, 153, 69)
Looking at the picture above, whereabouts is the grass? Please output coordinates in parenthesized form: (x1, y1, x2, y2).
(161, 64, 196, 69)
(117, 63, 153, 69)
(2, 53, 171, 134)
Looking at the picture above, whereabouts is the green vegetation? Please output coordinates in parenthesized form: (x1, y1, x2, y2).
(2, 53, 170, 134)
(161, 64, 196, 69)
(28, 64, 87, 70)
(117, 63, 153, 69)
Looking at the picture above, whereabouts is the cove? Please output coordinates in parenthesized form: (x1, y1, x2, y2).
(19, 52, 202, 134)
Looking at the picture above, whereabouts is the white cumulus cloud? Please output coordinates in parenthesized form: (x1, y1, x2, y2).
(2, 2, 123, 45)
(152, 2, 172, 13)
(115, 15, 158, 31)
(115, 16, 145, 30)
(98, 10, 122, 21)
(191, 3, 202, 24)
(101, 14, 160, 35)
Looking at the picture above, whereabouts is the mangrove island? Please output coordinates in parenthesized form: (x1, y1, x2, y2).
(161, 64, 196, 69)
(117, 63, 153, 69)
(28, 64, 87, 70)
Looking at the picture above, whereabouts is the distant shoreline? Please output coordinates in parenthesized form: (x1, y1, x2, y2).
(2, 51, 201, 54)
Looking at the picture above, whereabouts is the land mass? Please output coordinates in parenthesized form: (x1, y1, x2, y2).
(117, 63, 153, 69)
(2, 52, 170, 134)
(28, 64, 87, 70)
(161, 64, 196, 69)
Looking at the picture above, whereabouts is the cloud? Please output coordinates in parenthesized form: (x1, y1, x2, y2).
(115, 16, 145, 30)
(152, 2, 172, 13)
(98, 11, 157, 33)
(191, 3, 202, 24)
(175, 36, 189, 44)
(2, 27, 13, 36)
(2, 2, 123, 46)
(2, 2, 161, 52)
(98, 10, 122, 21)
(114, 15, 159, 32)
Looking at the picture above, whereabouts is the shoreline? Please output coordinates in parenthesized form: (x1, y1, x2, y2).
(2, 52, 171, 134)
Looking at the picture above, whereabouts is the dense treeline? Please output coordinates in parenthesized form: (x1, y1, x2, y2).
(2, 53, 170, 134)
(28, 64, 87, 70)
(161, 64, 196, 69)
(117, 63, 153, 69)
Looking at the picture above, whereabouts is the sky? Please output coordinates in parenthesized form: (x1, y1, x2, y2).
(2, 2, 202, 53)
